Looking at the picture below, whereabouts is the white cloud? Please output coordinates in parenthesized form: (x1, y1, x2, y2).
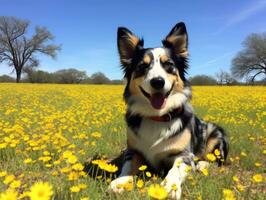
(217, 1, 266, 33)
(194, 51, 235, 70)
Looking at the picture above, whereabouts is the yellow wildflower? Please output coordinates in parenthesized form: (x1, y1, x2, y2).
(60, 167, 71, 173)
(138, 165, 147, 171)
(254, 162, 262, 167)
(80, 198, 89, 200)
(72, 163, 84, 171)
(252, 174, 263, 183)
(29, 181, 53, 200)
(232, 176, 239, 182)
(146, 171, 152, 177)
(62, 150, 73, 159)
(68, 172, 79, 181)
(70, 186, 80, 193)
(91, 132, 102, 138)
(19, 191, 30, 199)
(214, 149, 220, 156)
(24, 158, 33, 164)
(236, 184, 245, 192)
(9, 180, 21, 189)
(223, 189, 236, 200)
(148, 184, 168, 200)
(3, 174, 15, 185)
(240, 151, 247, 157)
(67, 155, 78, 164)
(123, 182, 134, 191)
(206, 153, 216, 162)
(78, 183, 87, 189)
(136, 179, 144, 188)
(201, 168, 208, 176)
(104, 164, 118, 173)
(0, 171, 7, 177)
(0, 189, 18, 200)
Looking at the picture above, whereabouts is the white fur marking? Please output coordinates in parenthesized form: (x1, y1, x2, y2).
(109, 160, 133, 193)
(196, 161, 210, 172)
(127, 117, 183, 166)
(110, 176, 133, 193)
(141, 48, 172, 95)
(161, 158, 189, 200)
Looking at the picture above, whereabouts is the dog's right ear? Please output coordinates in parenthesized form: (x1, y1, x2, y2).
(117, 27, 143, 66)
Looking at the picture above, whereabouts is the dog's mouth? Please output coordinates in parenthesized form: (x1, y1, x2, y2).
(139, 82, 175, 110)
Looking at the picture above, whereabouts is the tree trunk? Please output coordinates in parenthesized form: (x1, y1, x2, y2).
(16, 69, 22, 83)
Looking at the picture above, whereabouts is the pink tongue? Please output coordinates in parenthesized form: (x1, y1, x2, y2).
(150, 94, 166, 109)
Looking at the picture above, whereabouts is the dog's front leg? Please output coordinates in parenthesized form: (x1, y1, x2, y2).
(161, 157, 192, 200)
(110, 149, 143, 193)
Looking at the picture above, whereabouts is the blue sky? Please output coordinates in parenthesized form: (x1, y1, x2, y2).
(1, 0, 266, 79)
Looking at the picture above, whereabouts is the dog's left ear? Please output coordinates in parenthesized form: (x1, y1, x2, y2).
(162, 22, 188, 57)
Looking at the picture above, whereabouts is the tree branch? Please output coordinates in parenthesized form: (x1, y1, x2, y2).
(251, 71, 265, 82)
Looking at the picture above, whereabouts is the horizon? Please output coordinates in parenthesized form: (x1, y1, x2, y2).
(1, 0, 266, 80)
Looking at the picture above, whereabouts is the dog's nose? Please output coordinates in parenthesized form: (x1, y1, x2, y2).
(150, 77, 165, 90)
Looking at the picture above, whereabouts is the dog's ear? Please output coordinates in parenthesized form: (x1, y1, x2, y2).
(162, 22, 188, 57)
(117, 27, 143, 66)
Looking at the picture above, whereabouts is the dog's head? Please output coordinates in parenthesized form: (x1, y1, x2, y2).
(118, 22, 191, 116)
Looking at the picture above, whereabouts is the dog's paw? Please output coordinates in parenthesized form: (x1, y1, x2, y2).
(109, 176, 133, 194)
(196, 161, 209, 172)
(161, 176, 182, 200)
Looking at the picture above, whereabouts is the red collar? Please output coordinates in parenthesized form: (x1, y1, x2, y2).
(148, 107, 183, 122)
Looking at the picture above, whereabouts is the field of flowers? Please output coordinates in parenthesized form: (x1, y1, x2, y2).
(0, 84, 265, 200)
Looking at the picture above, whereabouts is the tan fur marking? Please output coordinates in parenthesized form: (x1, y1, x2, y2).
(129, 74, 144, 96)
(166, 35, 179, 44)
(166, 35, 188, 56)
(143, 54, 151, 65)
(127, 33, 139, 48)
(160, 54, 169, 63)
(167, 72, 184, 93)
(205, 138, 219, 154)
(153, 129, 191, 159)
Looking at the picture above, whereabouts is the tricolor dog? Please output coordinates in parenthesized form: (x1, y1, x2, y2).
(110, 22, 229, 199)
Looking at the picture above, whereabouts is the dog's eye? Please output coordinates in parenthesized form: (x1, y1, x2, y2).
(137, 63, 149, 72)
(163, 61, 176, 74)
(163, 61, 174, 66)
(138, 63, 149, 69)
(134, 63, 150, 77)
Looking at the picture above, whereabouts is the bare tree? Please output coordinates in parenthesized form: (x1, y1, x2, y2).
(216, 70, 236, 85)
(231, 32, 266, 82)
(0, 16, 60, 82)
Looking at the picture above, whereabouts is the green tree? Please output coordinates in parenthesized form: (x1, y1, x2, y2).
(189, 75, 217, 85)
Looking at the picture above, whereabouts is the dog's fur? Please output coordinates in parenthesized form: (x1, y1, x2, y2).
(110, 22, 229, 199)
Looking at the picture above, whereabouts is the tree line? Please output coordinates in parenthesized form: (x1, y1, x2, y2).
(1, 68, 265, 85)
(0, 68, 123, 84)
(1, 16, 266, 85)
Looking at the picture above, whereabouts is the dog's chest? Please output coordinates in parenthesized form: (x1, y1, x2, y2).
(128, 118, 182, 166)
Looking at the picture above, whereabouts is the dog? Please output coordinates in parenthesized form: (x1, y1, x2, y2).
(110, 22, 229, 199)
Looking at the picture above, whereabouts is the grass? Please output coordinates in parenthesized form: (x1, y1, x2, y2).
(0, 84, 265, 200)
